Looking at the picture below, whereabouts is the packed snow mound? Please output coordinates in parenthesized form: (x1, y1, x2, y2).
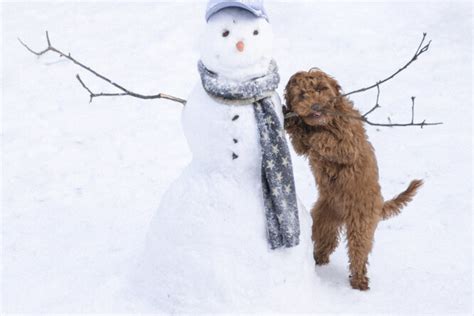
(131, 165, 319, 313)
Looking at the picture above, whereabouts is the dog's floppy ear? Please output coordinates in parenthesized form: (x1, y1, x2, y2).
(284, 72, 303, 110)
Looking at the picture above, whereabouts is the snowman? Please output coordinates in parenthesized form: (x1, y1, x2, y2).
(132, 0, 319, 312)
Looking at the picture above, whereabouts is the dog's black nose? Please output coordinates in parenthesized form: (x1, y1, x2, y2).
(311, 104, 321, 112)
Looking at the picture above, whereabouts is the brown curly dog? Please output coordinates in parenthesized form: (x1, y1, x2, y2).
(284, 69, 423, 291)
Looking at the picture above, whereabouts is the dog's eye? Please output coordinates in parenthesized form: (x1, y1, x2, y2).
(253, 30, 259, 36)
(222, 30, 230, 37)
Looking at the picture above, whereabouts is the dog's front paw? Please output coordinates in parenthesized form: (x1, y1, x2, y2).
(283, 116, 300, 132)
(313, 252, 330, 266)
(349, 275, 370, 291)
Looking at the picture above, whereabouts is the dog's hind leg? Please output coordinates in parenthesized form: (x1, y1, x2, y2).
(311, 199, 342, 266)
(346, 213, 378, 291)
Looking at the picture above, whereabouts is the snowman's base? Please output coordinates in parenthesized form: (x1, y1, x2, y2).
(129, 166, 321, 313)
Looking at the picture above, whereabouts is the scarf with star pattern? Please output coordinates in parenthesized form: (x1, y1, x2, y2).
(198, 60, 300, 249)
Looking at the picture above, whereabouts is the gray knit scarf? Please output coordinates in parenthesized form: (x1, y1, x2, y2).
(198, 60, 300, 249)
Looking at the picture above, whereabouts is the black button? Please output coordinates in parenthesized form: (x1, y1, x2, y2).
(232, 153, 239, 160)
(233, 138, 238, 144)
(232, 115, 240, 121)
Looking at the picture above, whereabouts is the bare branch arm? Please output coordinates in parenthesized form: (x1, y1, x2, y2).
(284, 33, 442, 128)
(19, 31, 187, 105)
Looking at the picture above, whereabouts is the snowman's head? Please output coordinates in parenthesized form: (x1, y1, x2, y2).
(200, 8, 273, 81)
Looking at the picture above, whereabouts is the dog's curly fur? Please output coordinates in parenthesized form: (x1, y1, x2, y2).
(284, 69, 423, 291)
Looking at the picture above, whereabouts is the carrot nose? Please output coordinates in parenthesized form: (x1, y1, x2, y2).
(236, 41, 245, 52)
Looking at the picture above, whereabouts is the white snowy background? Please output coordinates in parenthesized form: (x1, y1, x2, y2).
(2, 0, 472, 314)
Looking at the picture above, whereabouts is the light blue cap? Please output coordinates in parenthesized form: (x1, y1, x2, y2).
(206, 0, 269, 22)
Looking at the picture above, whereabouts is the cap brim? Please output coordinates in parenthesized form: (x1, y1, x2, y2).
(206, 3, 269, 22)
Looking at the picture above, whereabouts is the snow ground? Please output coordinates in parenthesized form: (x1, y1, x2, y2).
(2, 1, 472, 314)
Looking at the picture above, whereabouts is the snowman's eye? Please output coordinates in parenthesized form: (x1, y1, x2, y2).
(253, 30, 259, 36)
(222, 30, 230, 37)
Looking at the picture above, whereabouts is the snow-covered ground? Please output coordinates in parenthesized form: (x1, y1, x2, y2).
(2, 1, 472, 314)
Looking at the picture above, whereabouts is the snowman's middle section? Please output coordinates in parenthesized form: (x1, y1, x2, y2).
(182, 82, 271, 178)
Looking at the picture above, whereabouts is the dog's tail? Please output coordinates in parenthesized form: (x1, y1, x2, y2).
(381, 179, 423, 220)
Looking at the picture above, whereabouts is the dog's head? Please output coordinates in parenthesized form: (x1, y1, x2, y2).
(285, 69, 342, 127)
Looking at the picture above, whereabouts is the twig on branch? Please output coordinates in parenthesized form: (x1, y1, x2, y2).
(316, 97, 442, 128)
(361, 96, 442, 128)
(75, 75, 128, 103)
(362, 84, 381, 118)
(321, 96, 441, 128)
(18, 31, 187, 105)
